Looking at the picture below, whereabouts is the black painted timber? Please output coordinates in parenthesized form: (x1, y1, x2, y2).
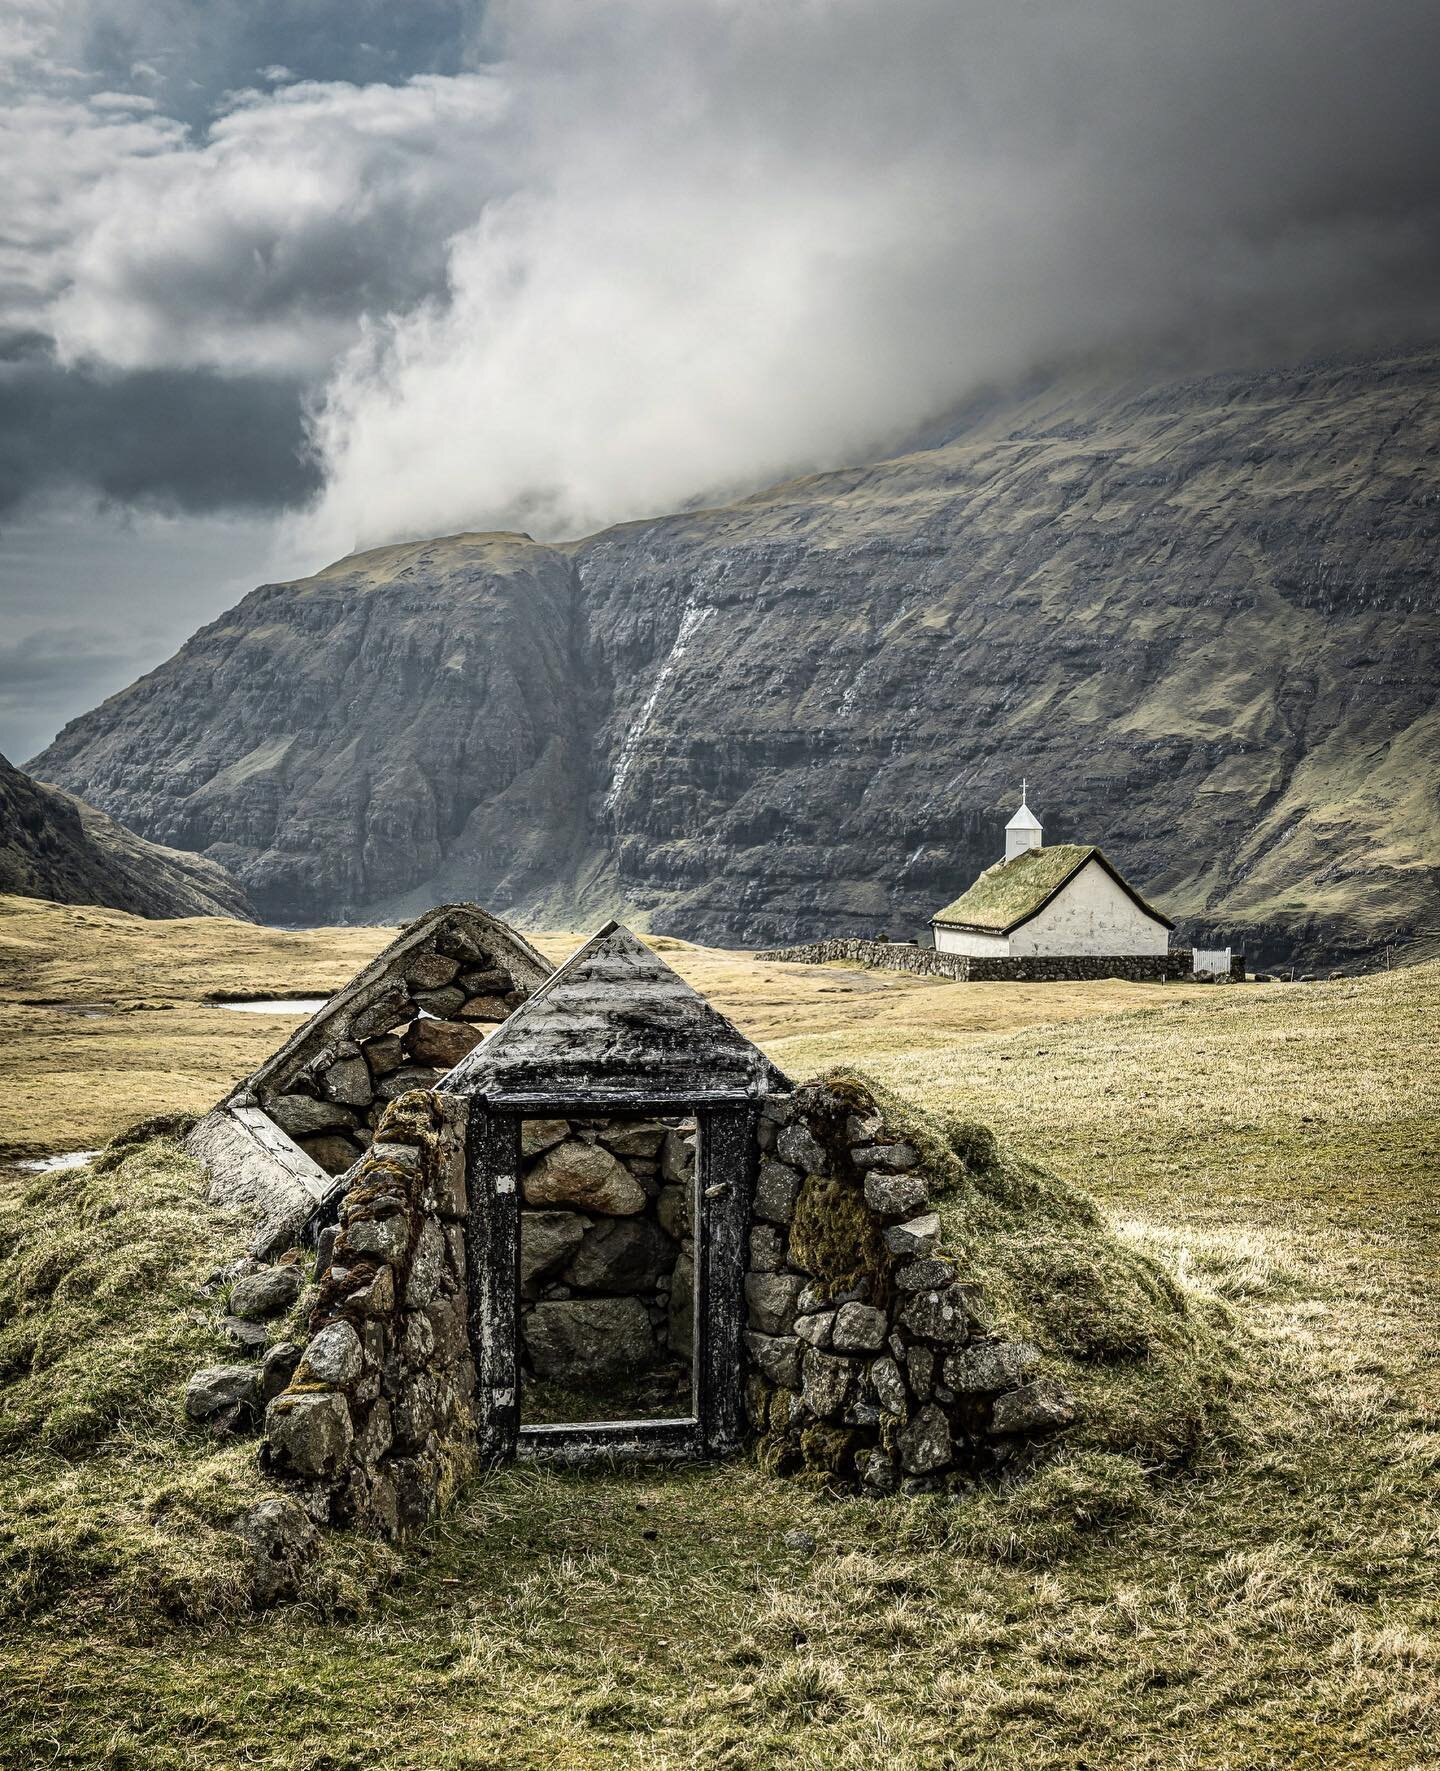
(466, 1106, 520, 1461)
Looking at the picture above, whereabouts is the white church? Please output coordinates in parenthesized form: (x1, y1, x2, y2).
(930, 788, 1174, 959)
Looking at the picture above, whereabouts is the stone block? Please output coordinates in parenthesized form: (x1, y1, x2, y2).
(524, 1297, 656, 1384)
(406, 951, 461, 990)
(851, 1140, 919, 1173)
(897, 1285, 970, 1344)
(795, 1310, 835, 1349)
(268, 1093, 356, 1139)
(412, 985, 467, 1017)
(744, 1331, 803, 1389)
(235, 1497, 318, 1606)
(303, 1320, 364, 1385)
(943, 1340, 1041, 1394)
(777, 1123, 827, 1175)
(524, 1139, 645, 1214)
(988, 1382, 1077, 1436)
(897, 1402, 952, 1475)
(321, 1056, 373, 1108)
(800, 1347, 855, 1419)
(404, 1219, 447, 1308)
(567, 1216, 676, 1292)
(343, 1212, 412, 1266)
(657, 1183, 692, 1238)
(870, 1356, 908, 1416)
(894, 1258, 956, 1292)
(745, 1271, 805, 1335)
(229, 1265, 304, 1321)
(660, 1129, 695, 1184)
(753, 1160, 801, 1225)
(831, 1302, 888, 1352)
(520, 1118, 571, 1159)
(361, 1034, 404, 1077)
(863, 1171, 929, 1216)
(403, 1017, 484, 1071)
(882, 1212, 941, 1258)
(266, 1392, 353, 1479)
(352, 985, 413, 1041)
(457, 993, 510, 1021)
(595, 1122, 667, 1159)
(184, 1364, 258, 1422)
(748, 1224, 784, 1273)
(519, 1210, 589, 1294)
(905, 1345, 934, 1397)
(298, 1134, 363, 1176)
(260, 1341, 302, 1403)
(375, 1066, 443, 1102)
(669, 1254, 695, 1360)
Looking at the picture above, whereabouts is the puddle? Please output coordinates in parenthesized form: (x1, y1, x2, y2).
(217, 998, 328, 1015)
(12, 1150, 100, 1173)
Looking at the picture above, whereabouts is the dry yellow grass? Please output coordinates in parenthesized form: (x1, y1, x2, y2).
(1, 893, 1436, 1768)
(0, 894, 1213, 1156)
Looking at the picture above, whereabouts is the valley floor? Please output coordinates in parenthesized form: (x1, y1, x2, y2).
(0, 895, 1436, 1769)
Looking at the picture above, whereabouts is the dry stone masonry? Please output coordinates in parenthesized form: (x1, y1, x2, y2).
(742, 1077, 1076, 1490)
(189, 904, 550, 1255)
(755, 937, 1202, 984)
(261, 1091, 479, 1532)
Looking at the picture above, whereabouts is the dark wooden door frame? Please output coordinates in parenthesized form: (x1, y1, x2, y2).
(464, 1096, 755, 1463)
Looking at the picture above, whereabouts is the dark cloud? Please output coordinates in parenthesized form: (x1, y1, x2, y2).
(0, 360, 320, 515)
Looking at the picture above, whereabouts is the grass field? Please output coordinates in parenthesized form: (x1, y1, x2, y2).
(0, 895, 1436, 1769)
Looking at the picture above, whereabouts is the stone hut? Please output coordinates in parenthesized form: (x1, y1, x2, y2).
(250, 919, 1079, 1530)
(188, 903, 551, 1256)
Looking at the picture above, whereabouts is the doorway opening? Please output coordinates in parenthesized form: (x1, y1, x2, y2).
(517, 1114, 696, 1427)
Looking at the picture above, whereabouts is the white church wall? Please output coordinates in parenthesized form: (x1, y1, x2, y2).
(1009, 859, 1170, 957)
(933, 925, 1011, 958)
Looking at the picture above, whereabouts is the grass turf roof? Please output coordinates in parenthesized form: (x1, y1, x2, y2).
(931, 843, 1175, 933)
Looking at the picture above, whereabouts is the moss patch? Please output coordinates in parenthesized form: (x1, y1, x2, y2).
(788, 1171, 885, 1295)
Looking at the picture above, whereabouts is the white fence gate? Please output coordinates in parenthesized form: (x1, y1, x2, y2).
(1192, 947, 1232, 979)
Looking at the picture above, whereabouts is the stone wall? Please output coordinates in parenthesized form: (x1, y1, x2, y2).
(261, 1091, 478, 1534)
(517, 1115, 696, 1424)
(744, 1078, 1075, 1490)
(755, 938, 1195, 984)
(249, 924, 533, 1179)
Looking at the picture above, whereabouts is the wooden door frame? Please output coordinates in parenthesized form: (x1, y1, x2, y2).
(464, 1096, 755, 1463)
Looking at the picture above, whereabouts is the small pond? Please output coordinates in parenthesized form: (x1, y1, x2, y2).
(13, 1150, 100, 1173)
(217, 998, 329, 1015)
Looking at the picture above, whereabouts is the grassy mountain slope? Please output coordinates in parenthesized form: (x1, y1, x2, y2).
(0, 752, 252, 920)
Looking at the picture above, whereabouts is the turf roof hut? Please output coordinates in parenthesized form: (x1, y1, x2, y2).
(932, 793, 1174, 960)
(188, 903, 551, 1257)
(442, 920, 791, 1463)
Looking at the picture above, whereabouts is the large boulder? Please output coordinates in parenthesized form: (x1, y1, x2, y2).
(524, 1297, 657, 1384)
(566, 1217, 676, 1292)
(520, 1210, 590, 1294)
(523, 1139, 645, 1215)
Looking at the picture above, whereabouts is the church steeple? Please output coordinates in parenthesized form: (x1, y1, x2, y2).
(1004, 781, 1042, 861)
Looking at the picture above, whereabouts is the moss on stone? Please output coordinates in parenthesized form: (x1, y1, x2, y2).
(788, 1172, 885, 1296)
(798, 1422, 857, 1476)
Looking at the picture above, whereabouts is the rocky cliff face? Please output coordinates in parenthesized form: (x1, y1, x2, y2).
(0, 752, 253, 919)
(31, 348, 1440, 964)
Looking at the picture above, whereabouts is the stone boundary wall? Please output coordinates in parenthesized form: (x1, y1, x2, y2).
(261, 1090, 477, 1535)
(754, 938, 1197, 984)
(744, 1078, 1075, 1490)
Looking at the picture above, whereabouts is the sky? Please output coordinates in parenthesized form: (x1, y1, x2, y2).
(1, 0, 1438, 761)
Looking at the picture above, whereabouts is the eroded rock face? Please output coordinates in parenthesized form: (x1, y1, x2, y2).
(0, 751, 253, 919)
(31, 352, 1440, 965)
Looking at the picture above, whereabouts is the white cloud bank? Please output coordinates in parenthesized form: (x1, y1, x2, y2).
(6, 0, 1440, 557)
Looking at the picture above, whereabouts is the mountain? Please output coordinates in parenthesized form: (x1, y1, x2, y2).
(30, 348, 1440, 966)
(0, 753, 253, 920)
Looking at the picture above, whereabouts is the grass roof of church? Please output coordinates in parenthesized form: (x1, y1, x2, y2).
(932, 843, 1174, 933)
